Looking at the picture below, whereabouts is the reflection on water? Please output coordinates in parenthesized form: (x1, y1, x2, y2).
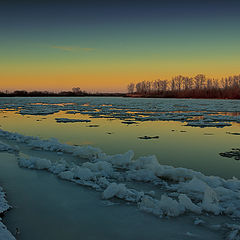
(0, 109, 239, 179)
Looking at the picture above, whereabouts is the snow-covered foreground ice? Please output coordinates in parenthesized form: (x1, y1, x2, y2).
(0, 128, 240, 239)
(0, 186, 15, 239)
(0, 153, 226, 240)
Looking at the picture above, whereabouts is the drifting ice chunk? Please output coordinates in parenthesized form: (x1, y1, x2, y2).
(0, 187, 10, 214)
(59, 171, 74, 180)
(73, 146, 102, 160)
(202, 187, 221, 215)
(186, 120, 231, 128)
(130, 155, 159, 171)
(102, 182, 124, 199)
(126, 169, 157, 182)
(97, 177, 110, 188)
(157, 195, 184, 217)
(102, 182, 143, 202)
(0, 141, 16, 152)
(82, 161, 113, 176)
(49, 161, 67, 174)
(0, 222, 15, 240)
(178, 194, 201, 214)
(139, 195, 184, 217)
(72, 166, 95, 180)
(55, 118, 91, 123)
(99, 150, 134, 167)
(110, 150, 134, 167)
(179, 177, 209, 193)
(18, 156, 51, 170)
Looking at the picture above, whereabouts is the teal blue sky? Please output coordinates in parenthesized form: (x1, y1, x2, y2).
(1, 1, 240, 91)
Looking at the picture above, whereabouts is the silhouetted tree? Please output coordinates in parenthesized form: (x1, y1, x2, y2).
(128, 74, 240, 99)
(127, 83, 135, 93)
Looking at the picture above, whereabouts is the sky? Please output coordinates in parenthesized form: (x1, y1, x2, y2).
(1, 0, 240, 92)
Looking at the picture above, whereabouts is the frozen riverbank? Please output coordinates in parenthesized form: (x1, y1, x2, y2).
(0, 186, 15, 239)
(0, 152, 225, 240)
(0, 128, 240, 239)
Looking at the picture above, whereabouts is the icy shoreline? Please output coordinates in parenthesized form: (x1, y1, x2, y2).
(1, 126, 240, 238)
(0, 128, 240, 226)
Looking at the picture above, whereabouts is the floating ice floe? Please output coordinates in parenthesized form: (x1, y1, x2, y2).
(121, 120, 138, 125)
(0, 141, 18, 152)
(219, 148, 240, 160)
(226, 132, 240, 136)
(55, 118, 91, 123)
(138, 136, 159, 140)
(186, 120, 232, 128)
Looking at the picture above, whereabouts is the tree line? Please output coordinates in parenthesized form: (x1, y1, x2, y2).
(0, 87, 88, 97)
(0, 87, 125, 97)
(127, 74, 240, 99)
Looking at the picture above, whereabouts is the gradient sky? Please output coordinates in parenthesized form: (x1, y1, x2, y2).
(1, 0, 240, 92)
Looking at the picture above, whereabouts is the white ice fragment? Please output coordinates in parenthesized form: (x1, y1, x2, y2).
(102, 182, 143, 202)
(72, 166, 95, 180)
(73, 145, 102, 160)
(139, 195, 184, 217)
(179, 177, 209, 193)
(202, 187, 221, 215)
(18, 156, 51, 170)
(97, 177, 110, 188)
(102, 182, 123, 199)
(194, 218, 205, 225)
(0, 222, 15, 240)
(49, 161, 67, 174)
(178, 194, 202, 214)
(130, 155, 160, 171)
(126, 169, 157, 182)
(107, 150, 134, 167)
(55, 118, 91, 123)
(59, 171, 74, 180)
(186, 231, 198, 237)
(82, 161, 113, 176)
(157, 195, 185, 217)
(0, 141, 16, 152)
(0, 187, 15, 240)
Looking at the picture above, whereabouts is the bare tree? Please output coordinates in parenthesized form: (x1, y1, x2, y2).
(194, 74, 206, 89)
(127, 83, 135, 94)
(72, 87, 81, 93)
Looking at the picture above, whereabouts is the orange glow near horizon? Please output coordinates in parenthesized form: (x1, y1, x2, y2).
(2, 70, 240, 93)
(1, 47, 240, 93)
